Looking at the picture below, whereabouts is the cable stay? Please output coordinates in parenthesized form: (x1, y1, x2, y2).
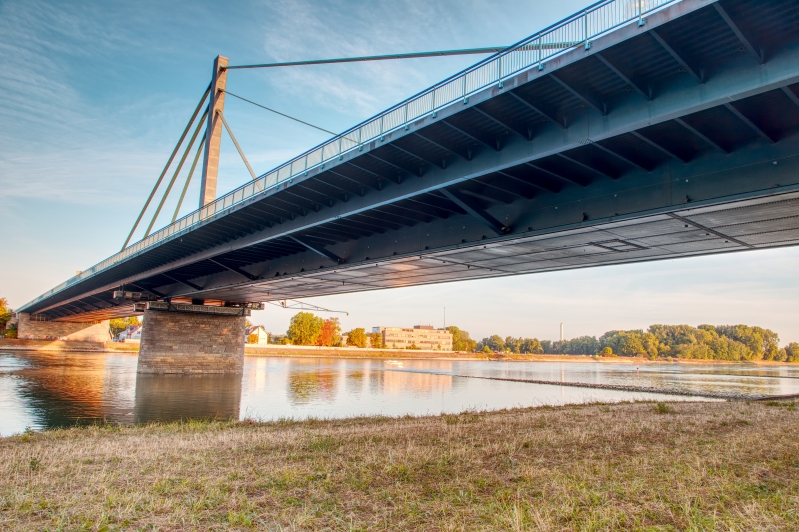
(121, 84, 210, 251)
(218, 111, 257, 180)
(223, 90, 336, 135)
(143, 109, 209, 238)
(223, 47, 511, 70)
(266, 299, 349, 315)
(171, 132, 206, 224)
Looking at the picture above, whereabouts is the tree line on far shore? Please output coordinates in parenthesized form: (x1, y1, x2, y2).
(276, 314, 799, 362)
(281, 312, 384, 349)
(470, 324, 799, 362)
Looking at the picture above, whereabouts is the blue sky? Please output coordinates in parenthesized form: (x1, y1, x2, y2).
(1, 0, 797, 343)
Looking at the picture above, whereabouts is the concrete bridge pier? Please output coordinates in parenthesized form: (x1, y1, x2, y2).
(137, 302, 248, 374)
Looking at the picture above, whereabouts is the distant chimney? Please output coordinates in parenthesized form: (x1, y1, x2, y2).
(560, 323, 564, 342)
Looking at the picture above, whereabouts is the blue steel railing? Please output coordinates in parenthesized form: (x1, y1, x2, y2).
(21, 0, 681, 311)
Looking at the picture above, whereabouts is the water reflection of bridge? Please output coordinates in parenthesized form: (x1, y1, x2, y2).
(6, 351, 242, 427)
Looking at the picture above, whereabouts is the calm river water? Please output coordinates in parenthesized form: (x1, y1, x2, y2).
(2, 351, 798, 436)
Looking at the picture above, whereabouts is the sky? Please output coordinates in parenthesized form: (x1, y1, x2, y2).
(1, 0, 797, 344)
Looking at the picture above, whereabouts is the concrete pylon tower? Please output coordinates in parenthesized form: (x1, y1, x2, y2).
(199, 55, 229, 208)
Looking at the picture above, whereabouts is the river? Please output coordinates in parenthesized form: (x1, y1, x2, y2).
(2, 351, 798, 436)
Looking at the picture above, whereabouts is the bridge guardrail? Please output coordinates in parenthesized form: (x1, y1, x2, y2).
(20, 0, 681, 311)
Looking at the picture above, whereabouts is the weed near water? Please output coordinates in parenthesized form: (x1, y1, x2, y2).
(1, 401, 798, 530)
(654, 402, 675, 414)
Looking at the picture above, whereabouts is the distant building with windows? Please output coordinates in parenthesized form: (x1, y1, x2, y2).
(373, 325, 453, 351)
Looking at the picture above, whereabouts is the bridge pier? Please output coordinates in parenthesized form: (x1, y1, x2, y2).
(16, 312, 110, 342)
(137, 302, 247, 374)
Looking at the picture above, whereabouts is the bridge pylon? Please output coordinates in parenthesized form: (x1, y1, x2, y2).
(199, 55, 228, 208)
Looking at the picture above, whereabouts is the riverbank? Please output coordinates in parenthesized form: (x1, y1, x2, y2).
(2, 338, 795, 366)
(2, 401, 797, 530)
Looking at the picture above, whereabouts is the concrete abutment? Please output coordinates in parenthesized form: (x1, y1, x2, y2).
(137, 304, 247, 374)
(16, 313, 110, 342)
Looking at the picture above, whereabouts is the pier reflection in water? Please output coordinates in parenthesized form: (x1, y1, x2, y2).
(133, 374, 242, 424)
(3, 351, 799, 436)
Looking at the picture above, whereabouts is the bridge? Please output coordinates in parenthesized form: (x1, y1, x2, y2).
(16, 0, 799, 372)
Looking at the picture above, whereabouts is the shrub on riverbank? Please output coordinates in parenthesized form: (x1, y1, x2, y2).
(1, 401, 797, 530)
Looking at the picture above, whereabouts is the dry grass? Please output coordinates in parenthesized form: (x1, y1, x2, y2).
(1, 401, 798, 531)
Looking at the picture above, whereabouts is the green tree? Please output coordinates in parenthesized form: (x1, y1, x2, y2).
(520, 338, 543, 354)
(714, 324, 780, 360)
(483, 335, 505, 352)
(600, 330, 651, 357)
(784, 343, 799, 362)
(448, 326, 477, 352)
(287, 312, 324, 345)
(560, 336, 600, 355)
(346, 328, 368, 348)
(504, 336, 523, 353)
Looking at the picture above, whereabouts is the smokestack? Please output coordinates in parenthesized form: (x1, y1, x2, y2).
(560, 323, 564, 342)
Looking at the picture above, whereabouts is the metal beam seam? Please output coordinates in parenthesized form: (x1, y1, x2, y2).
(288, 235, 345, 263)
(440, 188, 508, 235)
(666, 213, 754, 249)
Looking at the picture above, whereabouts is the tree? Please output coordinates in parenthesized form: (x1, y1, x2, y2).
(600, 330, 650, 357)
(0, 298, 10, 330)
(560, 336, 600, 355)
(505, 336, 523, 353)
(784, 343, 799, 362)
(448, 326, 477, 352)
(368, 331, 384, 349)
(346, 328, 367, 348)
(287, 312, 324, 345)
(110, 317, 140, 336)
(520, 338, 543, 354)
(600, 346, 614, 357)
(714, 324, 780, 360)
(485, 335, 505, 352)
(316, 318, 341, 347)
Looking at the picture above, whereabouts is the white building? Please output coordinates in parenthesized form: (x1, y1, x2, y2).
(246, 325, 269, 344)
(116, 325, 142, 343)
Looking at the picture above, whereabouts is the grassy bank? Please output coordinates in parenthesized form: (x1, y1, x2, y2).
(2, 401, 798, 530)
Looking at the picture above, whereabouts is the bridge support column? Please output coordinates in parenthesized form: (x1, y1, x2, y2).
(16, 313, 110, 342)
(137, 302, 247, 374)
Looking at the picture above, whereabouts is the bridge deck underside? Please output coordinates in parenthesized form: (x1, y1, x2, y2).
(22, 0, 799, 321)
